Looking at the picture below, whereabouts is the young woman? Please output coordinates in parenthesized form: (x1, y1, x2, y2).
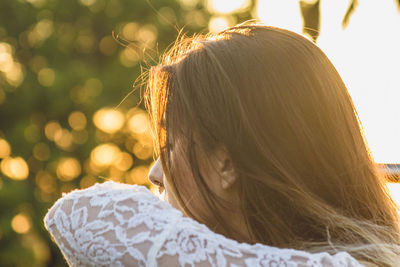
(45, 24, 400, 266)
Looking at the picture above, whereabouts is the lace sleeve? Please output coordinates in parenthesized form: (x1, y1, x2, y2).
(44, 181, 365, 267)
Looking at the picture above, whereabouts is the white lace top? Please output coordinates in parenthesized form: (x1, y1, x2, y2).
(44, 181, 365, 267)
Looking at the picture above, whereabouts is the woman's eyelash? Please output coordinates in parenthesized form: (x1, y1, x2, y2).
(153, 180, 164, 187)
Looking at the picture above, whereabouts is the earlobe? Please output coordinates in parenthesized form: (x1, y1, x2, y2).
(221, 171, 236, 189)
(215, 148, 237, 190)
(213, 145, 237, 190)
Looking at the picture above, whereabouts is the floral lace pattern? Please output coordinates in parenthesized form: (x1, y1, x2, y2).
(44, 181, 365, 267)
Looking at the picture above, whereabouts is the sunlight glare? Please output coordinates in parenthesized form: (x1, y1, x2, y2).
(387, 183, 400, 211)
(257, 0, 302, 33)
(208, 16, 233, 33)
(207, 0, 249, 14)
(318, 0, 400, 163)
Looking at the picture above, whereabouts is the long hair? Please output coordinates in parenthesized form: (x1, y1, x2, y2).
(145, 24, 400, 266)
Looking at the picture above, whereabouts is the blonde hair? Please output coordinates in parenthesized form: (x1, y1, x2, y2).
(145, 24, 400, 266)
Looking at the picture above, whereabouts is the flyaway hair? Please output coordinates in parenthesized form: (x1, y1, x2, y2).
(145, 24, 400, 267)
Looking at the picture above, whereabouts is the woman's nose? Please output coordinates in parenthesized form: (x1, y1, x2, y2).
(148, 157, 164, 187)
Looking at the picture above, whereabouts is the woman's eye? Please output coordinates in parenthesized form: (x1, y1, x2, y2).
(153, 180, 163, 187)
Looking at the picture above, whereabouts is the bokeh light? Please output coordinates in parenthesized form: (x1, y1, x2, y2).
(113, 152, 133, 171)
(11, 213, 31, 234)
(27, 19, 54, 47)
(79, 0, 97, 7)
(93, 108, 125, 134)
(54, 129, 73, 150)
(35, 171, 56, 194)
(137, 24, 158, 48)
(122, 22, 139, 41)
(207, 0, 249, 14)
(68, 111, 87, 131)
(158, 7, 177, 25)
(37, 68, 55, 87)
(0, 42, 14, 73)
(127, 110, 151, 135)
(208, 15, 233, 33)
(56, 158, 81, 181)
(0, 138, 11, 158)
(133, 141, 153, 160)
(91, 143, 120, 167)
(1, 157, 29, 180)
(44, 121, 61, 141)
(0, 42, 24, 87)
(126, 165, 149, 185)
(119, 48, 140, 67)
(27, 0, 46, 7)
(109, 166, 124, 181)
(179, 0, 199, 9)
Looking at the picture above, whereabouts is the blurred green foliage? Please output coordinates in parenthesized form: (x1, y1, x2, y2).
(0, 0, 214, 265)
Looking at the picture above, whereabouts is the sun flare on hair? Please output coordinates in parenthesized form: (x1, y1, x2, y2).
(209, 0, 400, 209)
(208, 0, 400, 165)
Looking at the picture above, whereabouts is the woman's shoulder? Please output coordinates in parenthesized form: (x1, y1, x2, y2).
(44, 181, 178, 227)
(44, 181, 364, 267)
(44, 181, 182, 266)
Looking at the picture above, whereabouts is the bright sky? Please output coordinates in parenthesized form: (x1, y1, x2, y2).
(209, 0, 400, 164)
(317, 0, 400, 164)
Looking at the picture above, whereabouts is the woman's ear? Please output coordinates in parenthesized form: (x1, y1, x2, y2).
(214, 147, 237, 190)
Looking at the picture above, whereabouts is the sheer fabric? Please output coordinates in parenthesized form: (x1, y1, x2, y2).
(44, 181, 364, 267)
